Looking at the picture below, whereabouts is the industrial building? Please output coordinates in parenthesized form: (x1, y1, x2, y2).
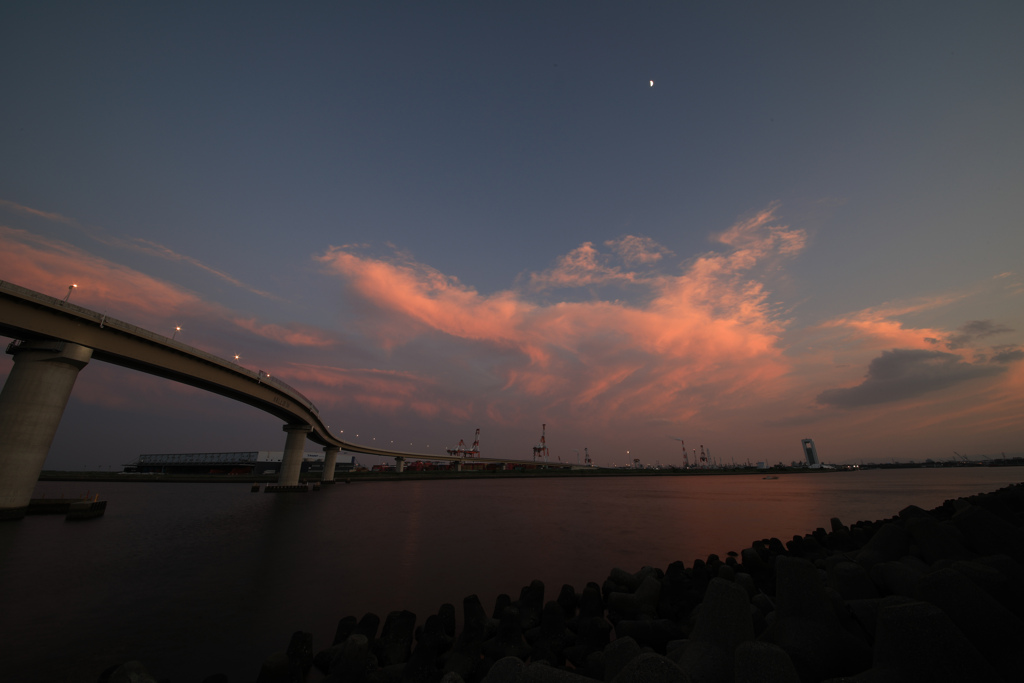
(122, 451, 355, 476)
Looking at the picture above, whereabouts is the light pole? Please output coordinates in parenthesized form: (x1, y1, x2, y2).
(172, 326, 181, 340)
(63, 283, 77, 302)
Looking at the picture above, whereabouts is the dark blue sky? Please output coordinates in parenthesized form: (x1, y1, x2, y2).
(2, 2, 1022, 467)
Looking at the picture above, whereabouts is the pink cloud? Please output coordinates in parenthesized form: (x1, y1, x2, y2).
(0, 226, 210, 321)
(308, 207, 1018, 463)
(0, 198, 279, 299)
(316, 207, 807, 425)
(0, 227, 339, 362)
(231, 318, 337, 348)
(606, 235, 672, 265)
(810, 295, 975, 363)
(4, 203, 1019, 465)
(527, 242, 639, 290)
(280, 363, 466, 421)
(787, 289, 1024, 455)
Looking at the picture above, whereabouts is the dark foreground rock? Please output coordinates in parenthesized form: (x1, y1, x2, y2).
(103, 482, 1024, 683)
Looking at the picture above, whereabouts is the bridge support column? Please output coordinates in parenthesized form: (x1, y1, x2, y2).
(456, 460, 463, 472)
(277, 424, 312, 486)
(394, 456, 405, 473)
(0, 340, 92, 519)
(322, 446, 339, 482)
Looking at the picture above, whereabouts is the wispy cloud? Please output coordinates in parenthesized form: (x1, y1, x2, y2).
(945, 320, 1014, 350)
(811, 298, 961, 357)
(0, 198, 279, 300)
(0, 199, 78, 225)
(0, 226, 209, 317)
(5, 203, 1020, 463)
(605, 235, 672, 266)
(527, 241, 640, 290)
(123, 238, 281, 300)
(232, 318, 336, 348)
(0, 227, 329, 353)
(281, 363, 463, 420)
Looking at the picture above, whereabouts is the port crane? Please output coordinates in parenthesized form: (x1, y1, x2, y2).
(953, 451, 990, 463)
(670, 437, 689, 467)
(532, 424, 550, 462)
(446, 428, 481, 458)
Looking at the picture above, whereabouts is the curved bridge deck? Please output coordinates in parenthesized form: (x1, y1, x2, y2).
(0, 280, 576, 467)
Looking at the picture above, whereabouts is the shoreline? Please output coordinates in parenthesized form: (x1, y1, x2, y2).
(38, 461, 1023, 485)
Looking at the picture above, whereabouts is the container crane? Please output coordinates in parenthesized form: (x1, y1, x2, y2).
(532, 423, 550, 462)
(670, 437, 689, 467)
(446, 428, 481, 458)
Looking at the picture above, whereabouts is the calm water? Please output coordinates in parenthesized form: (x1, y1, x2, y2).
(1, 468, 1021, 683)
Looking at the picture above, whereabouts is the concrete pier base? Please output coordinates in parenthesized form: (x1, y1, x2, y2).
(276, 424, 312, 487)
(395, 456, 405, 473)
(322, 446, 339, 482)
(0, 340, 92, 520)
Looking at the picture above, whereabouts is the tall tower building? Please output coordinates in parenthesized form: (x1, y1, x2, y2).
(801, 439, 820, 468)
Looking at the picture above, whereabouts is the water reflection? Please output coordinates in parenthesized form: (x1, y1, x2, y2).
(1, 468, 1020, 681)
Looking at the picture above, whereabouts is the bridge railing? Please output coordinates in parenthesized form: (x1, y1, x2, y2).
(0, 280, 319, 417)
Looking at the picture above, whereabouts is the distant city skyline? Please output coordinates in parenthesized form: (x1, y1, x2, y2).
(1, 2, 1022, 467)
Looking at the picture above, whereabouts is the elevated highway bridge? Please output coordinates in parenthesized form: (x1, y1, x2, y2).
(0, 281, 578, 518)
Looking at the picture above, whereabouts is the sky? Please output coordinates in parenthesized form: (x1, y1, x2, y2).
(1, 2, 1022, 469)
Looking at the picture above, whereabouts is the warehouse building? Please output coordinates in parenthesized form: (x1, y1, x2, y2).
(122, 451, 356, 475)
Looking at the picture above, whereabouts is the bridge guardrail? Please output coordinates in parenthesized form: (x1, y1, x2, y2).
(0, 280, 319, 417)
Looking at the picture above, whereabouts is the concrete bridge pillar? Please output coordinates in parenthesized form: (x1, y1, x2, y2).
(322, 445, 339, 482)
(394, 456, 405, 473)
(277, 424, 312, 486)
(0, 340, 92, 519)
(456, 460, 463, 472)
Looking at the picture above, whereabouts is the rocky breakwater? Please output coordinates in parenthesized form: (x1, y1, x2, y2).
(102, 483, 1024, 683)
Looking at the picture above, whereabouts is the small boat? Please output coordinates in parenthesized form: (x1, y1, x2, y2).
(762, 475, 778, 480)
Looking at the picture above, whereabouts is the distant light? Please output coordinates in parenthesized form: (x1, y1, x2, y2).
(649, 80, 654, 87)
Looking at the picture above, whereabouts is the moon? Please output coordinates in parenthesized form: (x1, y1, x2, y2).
(650, 80, 654, 87)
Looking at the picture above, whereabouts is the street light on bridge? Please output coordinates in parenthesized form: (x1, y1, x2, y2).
(172, 326, 181, 340)
(63, 283, 77, 302)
